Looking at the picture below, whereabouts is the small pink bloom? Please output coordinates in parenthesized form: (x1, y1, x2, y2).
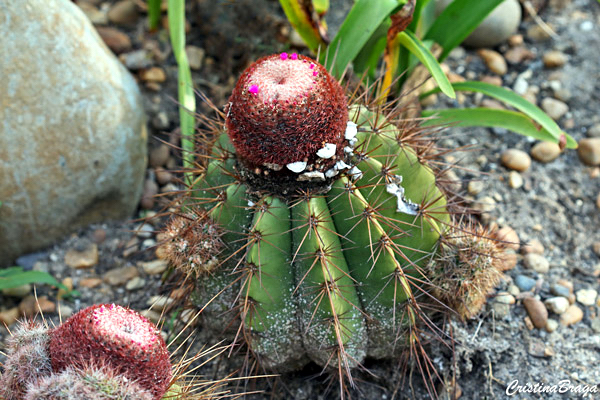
(249, 84, 259, 94)
(290, 53, 298, 60)
(309, 63, 315, 69)
(312, 71, 318, 76)
(280, 52, 288, 60)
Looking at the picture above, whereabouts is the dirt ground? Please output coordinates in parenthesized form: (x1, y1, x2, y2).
(1, 0, 599, 399)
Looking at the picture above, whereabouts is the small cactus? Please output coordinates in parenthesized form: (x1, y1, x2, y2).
(0, 304, 172, 400)
(49, 304, 172, 399)
(24, 365, 153, 400)
(163, 53, 510, 385)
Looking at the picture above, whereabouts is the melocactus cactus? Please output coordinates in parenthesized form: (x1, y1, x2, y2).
(49, 304, 172, 399)
(163, 53, 510, 378)
(0, 304, 172, 400)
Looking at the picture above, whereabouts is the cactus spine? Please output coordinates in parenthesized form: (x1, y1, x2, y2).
(163, 53, 509, 382)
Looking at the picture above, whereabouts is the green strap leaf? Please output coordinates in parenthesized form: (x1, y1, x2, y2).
(279, 0, 327, 53)
(147, 0, 162, 31)
(168, 0, 196, 183)
(0, 268, 70, 292)
(421, 107, 576, 147)
(422, 81, 577, 148)
(324, 0, 406, 77)
(424, 0, 503, 61)
(396, 30, 454, 98)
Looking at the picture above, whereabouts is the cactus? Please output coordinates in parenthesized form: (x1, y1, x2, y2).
(0, 304, 173, 400)
(24, 365, 153, 400)
(0, 321, 52, 400)
(162, 53, 510, 385)
(49, 304, 172, 399)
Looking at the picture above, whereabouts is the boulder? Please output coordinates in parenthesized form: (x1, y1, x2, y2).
(436, 0, 522, 48)
(0, 0, 147, 265)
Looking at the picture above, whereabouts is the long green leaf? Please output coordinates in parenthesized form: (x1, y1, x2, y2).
(421, 108, 573, 145)
(424, 0, 503, 61)
(352, 19, 390, 78)
(168, 0, 196, 184)
(0, 268, 69, 291)
(279, 0, 326, 53)
(324, 0, 406, 77)
(397, 31, 454, 98)
(422, 81, 577, 148)
(148, 0, 162, 30)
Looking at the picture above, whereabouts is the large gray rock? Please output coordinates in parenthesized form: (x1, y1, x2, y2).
(436, 0, 522, 48)
(0, 0, 147, 265)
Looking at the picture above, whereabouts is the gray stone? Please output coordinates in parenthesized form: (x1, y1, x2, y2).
(515, 275, 536, 291)
(436, 0, 522, 48)
(0, 0, 147, 266)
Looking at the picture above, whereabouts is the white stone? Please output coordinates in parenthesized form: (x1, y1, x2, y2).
(316, 143, 337, 159)
(297, 171, 325, 182)
(335, 160, 351, 170)
(385, 177, 419, 215)
(576, 289, 598, 306)
(286, 161, 307, 173)
(345, 121, 358, 140)
(348, 166, 363, 180)
(544, 296, 569, 314)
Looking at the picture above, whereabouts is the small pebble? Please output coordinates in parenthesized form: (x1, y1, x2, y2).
(587, 123, 600, 138)
(526, 24, 553, 41)
(96, 26, 131, 54)
(515, 275, 536, 291)
(508, 284, 521, 296)
(575, 289, 598, 306)
(530, 142, 561, 163)
(501, 250, 518, 270)
(185, 45, 205, 70)
(504, 46, 535, 64)
(103, 265, 139, 286)
(560, 304, 583, 326)
(152, 112, 170, 130)
(521, 239, 544, 255)
(501, 149, 531, 171)
(467, 180, 484, 195)
(513, 76, 529, 95)
(64, 243, 99, 269)
(508, 34, 523, 46)
(0, 307, 20, 325)
(544, 296, 570, 314)
(577, 138, 600, 166)
(593, 242, 600, 257)
(141, 259, 168, 275)
(473, 196, 496, 214)
(79, 277, 103, 288)
(523, 253, 550, 273)
(497, 226, 520, 250)
(92, 228, 107, 244)
(542, 50, 568, 68)
(77, 2, 108, 25)
(596, 192, 600, 209)
(591, 318, 600, 333)
(508, 171, 524, 189)
(478, 49, 507, 75)
(135, 223, 155, 238)
(550, 283, 571, 298)
(147, 295, 174, 310)
(126, 276, 146, 291)
(541, 97, 569, 120)
(155, 167, 173, 185)
(545, 318, 559, 333)
(119, 49, 153, 70)
(1, 284, 32, 298)
(19, 295, 56, 317)
(122, 237, 140, 258)
(523, 297, 548, 329)
(140, 67, 166, 83)
(528, 340, 554, 357)
(149, 144, 170, 167)
(140, 178, 159, 210)
(495, 292, 516, 305)
(107, 0, 139, 25)
(479, 75, 502, 86)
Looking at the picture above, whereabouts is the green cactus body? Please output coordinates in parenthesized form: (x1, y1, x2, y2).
(185, 105, 447, 370)
(165, 53, 507, 378)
